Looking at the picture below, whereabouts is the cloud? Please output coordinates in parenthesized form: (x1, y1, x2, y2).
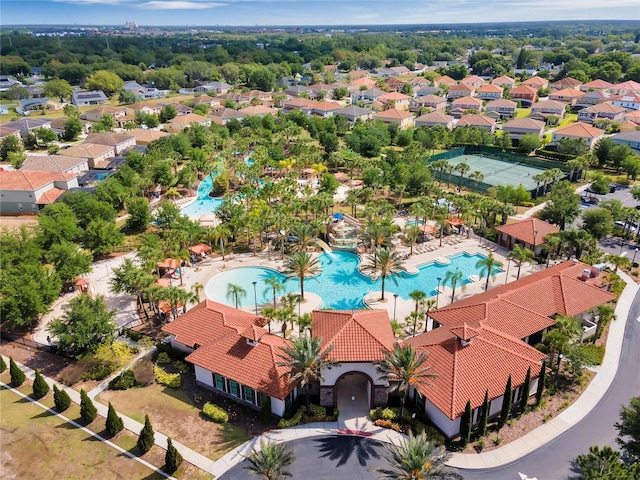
(137, 0, 226, 8)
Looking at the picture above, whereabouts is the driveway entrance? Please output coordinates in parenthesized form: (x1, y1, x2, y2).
(336, 372, 371, 420)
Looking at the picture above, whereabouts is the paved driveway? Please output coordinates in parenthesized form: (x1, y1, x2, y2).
(220, 435, 388, 480)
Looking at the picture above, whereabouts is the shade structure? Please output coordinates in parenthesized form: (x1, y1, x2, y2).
(189, 243, 211, 255)
(333, 213, 344, 219)
(156, 278, 170, 288)
(419, 224, 437, 234)
(199, 214, 217, 225)
(445, 217, 465, 226)
(158, 258, 180, 269)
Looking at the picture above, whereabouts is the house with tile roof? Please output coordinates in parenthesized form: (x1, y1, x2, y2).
(0, 170, 78, 214)
(237, 105, 278, 117)
(485, 99, 517, 119)
(20, 154, 89, 174)
(548, 88, 586, 106)
(551, 123, 605, 149)
(551, 77, 583, 91)
(373, 109, 414, 129)
(332, 105, 374, 124)
(60, 143, 115, 169)
(578, 102, 627, 124)
(461, 75, 485, 89)
(610, 80, 640, 96)
(450, 97, 484, 117)
(610, 130, 640, 153)
(378, 92, 411, 111)
(510, 85, 538, 106)
(349, 77, 377, 89)
(494, 218, 560, 255)
(415, 112, 455, 129)
(580, 79, 613, 92)
(522, 76, 548, 89)
(209, 108, 246, 126)
(456, 114, 495, 132)
(194, 81, 232, 94)
(434, 75, 457, 88)
(530, 99, 567, 119)
(307, 101, 343, 118)
(352, 88, 388, 104)
(0, 126, 21, 141)
(447, 83, 475, 100)
(85, 133, 136, 155)
(476, 84, 503, 101)
(491, 75, 516, 89)
(409, 95, 447, 113)
(0, 118, 51, 138)
(502, 118, 545, 140)
(575, 90, 611, 109)
(82, 106, 128, 124)
(611, 93, 640, 111)
(168, 113, 212, 132)
(125, 128, 169, 145)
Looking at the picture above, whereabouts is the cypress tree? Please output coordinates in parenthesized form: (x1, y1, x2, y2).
(106, 402, 124, 436)
(0, 355, 6, 373)
(479, 389, 490, 437)
(80, 389, 97, 423)
(164, 438, 183, 474)
(520, 367, 532, 414)
(460, 400, 473, 445)
(53, 384, 71, 412)
(137, 414, 155, 454)
(499, 375, 512, 428)
(9, 357, 26, 387)
(32, 369, 50, 399)
(535, 361, 546, 405)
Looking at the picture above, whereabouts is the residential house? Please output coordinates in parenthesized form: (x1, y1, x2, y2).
(0, 75, 22, 92)
(373, 109, 414, 130)
(332, 105, 374, 124)
(409, 95, 447, 113)
(61, 143, 115, 169)
(308, 83, 335, 100)
(578, 102, 626, 124)
(385, 77, 406, 92)
(580, 79, 613, 92)
(415, 86, 443, 97)
(509, 85, 538, 106)
(352, 88, 387, 104)
(521, 76, 548, 89)
(450, 96, 483, 117)
(485, 99, 517, 119)
(282, 97, 315, 114)
(0, 105, 9, 115)
(0, 118, 51, 138)
(434, 75, 457, 88)
(46, 116, 91, 137)
(461, 75, 485, 89)
(550, 77, 583, 91)
(83, 106, 129, 126)
(71, 90, 108, 107)
(611, 93, 640, 111)
(173, 103, 194, 116)
(575, 90, 611, 109)
(20, 154, 89, 175)
(125, 101, 163, 117)
(308, 101, 343, 118)
(389, 65, 411, 76)
(624, 110, 640, 126)
(551, 123, 605, 149)
(349, 77, 377, 90)
(447, 83, 475, 100)
(476, 84, 503, 101)
(237, 105, 278, 117)
(284, 85, 314, 98)
(491, 75, 516, 89)
(610, 131, 640, 153)
(193, 95, 222, 109)
(194, 81, 232, 94)
(26, 85, 45, 98)
(17, 97, 62, 115)
(85, 133, 136, 155)
(0, 170, 79, 214)
(610, 80, 640, 96)
(548, 88, 585, 106)
(123, 81, 167, 99)
(530, 99, 566, 119)
(502, 118, 545, 140)
(210, 108, 246, 126)
(377, 92, 411, 111)
(168, 113, 212, 132)
(456, 114, 496, 132)
(415, 111, 454, 129)
(125, 128, 169, 145)
(495, 218, 559, 255)
(0, 126, 21, 141)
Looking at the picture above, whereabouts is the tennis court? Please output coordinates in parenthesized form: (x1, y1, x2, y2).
(445, 154, 547, 191)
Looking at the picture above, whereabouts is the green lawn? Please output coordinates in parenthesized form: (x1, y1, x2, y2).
(516, 108, 531, 119)
(557, 113, 578, 128)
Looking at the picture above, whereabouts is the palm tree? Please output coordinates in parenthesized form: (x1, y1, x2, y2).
(289, 222, 318, 252)
(375, 344, 437, 423)
(408, 290, 426, 314)
(361, 248, 406, 301)
(278, 336, 339, 415)
(593, 304, 616, 342)
(422, 299, 437, 333)
(470, 170, 484, 188)
(244, 440, 295, 480)
(212, 225, 231, 260)
(370, 432, 462, 480)
(261, 306, 276, 333)
(190, 282, 204, 303)
(508, 245, 535, 280)
(443, 268, 464, 304)
(455, 162, 470, 189)
(283, 252, 320, 301)
(605, 253, 631, 274)
(404, 311, 424, 338)
(264, 275, 285, 308)
(476, 252, 504, 292)
(404, 225, 421, 256)
(226, 283, 247, 309)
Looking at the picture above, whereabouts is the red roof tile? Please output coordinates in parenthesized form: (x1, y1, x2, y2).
(495, 218, 559, 246)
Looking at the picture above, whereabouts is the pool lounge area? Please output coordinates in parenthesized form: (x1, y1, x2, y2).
(205, 250, 497, 310)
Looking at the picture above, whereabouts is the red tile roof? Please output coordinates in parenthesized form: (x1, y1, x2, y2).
(510, 85, 538, 96)
(435, 75, 457, 86)
(581, 79, 613, 91)
(553, 122, 605, 139)
(549, 88, 586, 100)
(0, 170, 75, 191)
(495, 218, 559, 246)
(522, 76, 548, 87)
(456, 114, 495, 128)
(477, 84, 503, 93)
(313, 310, 395, 362)
(378, 92, 411, 101)
(374, 109, 414, 120)
(37, 187, 66, 204)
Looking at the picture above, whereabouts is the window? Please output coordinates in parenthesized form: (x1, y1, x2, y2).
(215, 374, 225, 392)
(415, 390, 426, 410)
(285, 391, 294, 410)
(229, 380, 239, 397)
(244, 386, 255, 404)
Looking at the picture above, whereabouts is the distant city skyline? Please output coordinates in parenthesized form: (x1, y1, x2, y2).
(1, 0, 639, 27)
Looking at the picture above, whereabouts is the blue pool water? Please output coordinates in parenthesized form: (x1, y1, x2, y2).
(180, 175, 225, 219)
(406, 219, 425, 227)
(205, 251, 497, 310)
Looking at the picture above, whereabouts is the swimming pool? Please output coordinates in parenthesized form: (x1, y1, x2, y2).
(204, 251, 497, 310)
(180, 174, 225, 219)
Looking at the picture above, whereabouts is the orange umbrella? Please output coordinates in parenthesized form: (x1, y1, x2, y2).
(445, 217, 465, 226)
(419, 224, 437, 234)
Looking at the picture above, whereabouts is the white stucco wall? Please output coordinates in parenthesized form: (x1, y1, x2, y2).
(168, 337, 195, 354)
(195, 365, 214, 387)
(270, 397, 286, 417)
(320, 362, 383, 386)
(423, 399, 460, 439)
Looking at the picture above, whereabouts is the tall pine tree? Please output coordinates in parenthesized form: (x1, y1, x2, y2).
(137, 414, 155, 454)
(479, 389, 490, 437)
(32, 369, 50, 399)
(80, 389, 97, 423)
(164, 438, 183, 474)
(520, 367, 531, 414)
(9, 357, 26, 387)
(53, 384, 71, 412)
(106, 402, 124, 436)
(536, 361, 546, 405)
(0, 356, 6, 373)
(500, 375, 512, 428)
(460, 400, 473, 445)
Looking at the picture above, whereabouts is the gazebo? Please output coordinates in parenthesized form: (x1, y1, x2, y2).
(495, 218, 559, 255)
(189, 243, 211, 257)
(75, 277, 90, 294)
(445, 217, 466, 235)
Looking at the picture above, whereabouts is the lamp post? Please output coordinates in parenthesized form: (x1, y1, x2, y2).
(252, 281, 258, 316)
(436, 277, 442, 308)
(633, 247, 639, 265)
(533, 230, 539, 252)
(393, 294, 399, 321)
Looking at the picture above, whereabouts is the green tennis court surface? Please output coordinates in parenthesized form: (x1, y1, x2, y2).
(446, 154, 547, 190)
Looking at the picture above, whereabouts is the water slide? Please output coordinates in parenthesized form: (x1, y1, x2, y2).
(315, 239, 333, 253)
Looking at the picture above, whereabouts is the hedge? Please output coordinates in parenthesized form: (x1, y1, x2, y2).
(153, 365, 181, 388)
(277, 404, 339, 428)
(202, 402, 229, 423)
(109, 369, 137, 390)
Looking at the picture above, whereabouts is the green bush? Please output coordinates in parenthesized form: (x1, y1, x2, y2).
(172, 360, 190, 374)
(156, 352, 171, 364)
(32, 369, 50, 399)
(0, 356, 6, 373)
(260, 394, 272, 424)
(579, 343, 605, 365)
(156, 343, 189, 361)
(277, 403, 338, 428)
(370, 406, 400, 421)
(106, 402, 124, 436)
(137, 414, 155, 453)
(80, 389, 97, 423)
(164, 438, 183, 474)
(202, 402, 229, 423)
(53, 384, 71, 412)
(153, 365, 181, 388)
(9, 357, 26, 387)
(109, 369, 137, 390)
(124, 329, 144, 342)
(277, 409, 303, 428)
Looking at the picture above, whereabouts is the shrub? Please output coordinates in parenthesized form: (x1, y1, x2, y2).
(172, 360, 190, 374)
(156, 342, 188, 361)
(0, 356, 6, 373)
(137, 414, 155, 454)
(53, 385, 71, 412)
(277, 409, 303, 428)
(124, 329, 144, 342)
(80, 389, 97, 423)
(370, 406, 400, 421)
(202, 402, 229, 423)
(9, 357, 26, 387)
(153, 365, 181, 388)
(164, 438, 183, 474)
(156, 352, 171, 364)
(82, 342, 135, 381)
(109, 369, 137, 390)
(32, 369, 50, 399)
(106, 402, 124, 436)
(373, 419, 403, 432)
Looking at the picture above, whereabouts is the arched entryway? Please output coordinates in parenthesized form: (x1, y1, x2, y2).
(335, 372, 373, 419)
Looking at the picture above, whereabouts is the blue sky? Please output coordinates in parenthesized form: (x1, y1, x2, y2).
(2, 0, 639, 26)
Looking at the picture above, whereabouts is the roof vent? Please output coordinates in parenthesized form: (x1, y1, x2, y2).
(571, 257, 579, 265)
(581, 268, 591, 281)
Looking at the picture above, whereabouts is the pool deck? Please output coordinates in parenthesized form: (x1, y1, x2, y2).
(177, 233, 541, 338)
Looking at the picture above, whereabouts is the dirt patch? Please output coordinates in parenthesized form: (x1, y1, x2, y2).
(0, 216, 38, 231)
